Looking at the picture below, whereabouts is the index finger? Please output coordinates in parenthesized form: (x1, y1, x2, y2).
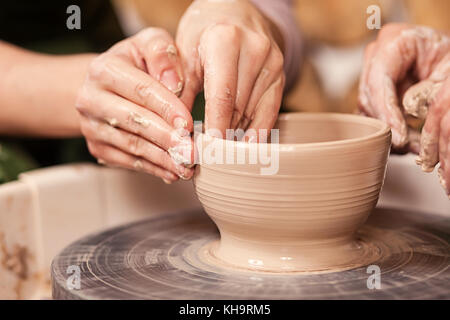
(201, 25, 240, 138)
(93, 56, 193, 131)
(364, 26, 417, 147)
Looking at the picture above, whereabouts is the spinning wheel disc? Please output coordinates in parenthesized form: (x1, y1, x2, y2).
(51, 208, 450, 299)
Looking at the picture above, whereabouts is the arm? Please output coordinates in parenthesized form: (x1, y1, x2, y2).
(0, 41, 96, 137)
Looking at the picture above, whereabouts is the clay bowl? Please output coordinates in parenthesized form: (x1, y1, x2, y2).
(193, 113, 391, 273)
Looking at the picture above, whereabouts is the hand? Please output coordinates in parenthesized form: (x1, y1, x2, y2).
(76, 28, 195, 183)
(176, 0, 285, 141)
(358, 23, 450, 196)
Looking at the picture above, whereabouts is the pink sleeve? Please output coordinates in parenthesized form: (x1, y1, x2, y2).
(251, 0, 303, 90)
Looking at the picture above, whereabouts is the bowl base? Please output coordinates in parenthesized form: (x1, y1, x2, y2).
(198, 229, 393, 274)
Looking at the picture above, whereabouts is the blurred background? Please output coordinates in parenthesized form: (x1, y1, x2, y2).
(0, 0, 449, 183)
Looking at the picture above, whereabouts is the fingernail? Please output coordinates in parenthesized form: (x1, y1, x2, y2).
(98, 159, 106, 165)
(162, 178, 172, 184)
(173, 82, 183, 97)
(175, 164, 193, 180)
(174, 117, 188, 130)
(164, 171, 178, 182)
(160, 69, 182, 95)
(178, 171, 193, 180)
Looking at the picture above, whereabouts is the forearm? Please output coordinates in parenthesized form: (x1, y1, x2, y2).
(0, 41, 96, 137)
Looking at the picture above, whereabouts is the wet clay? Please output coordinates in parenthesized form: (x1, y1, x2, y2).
(403, 80, 442, 120)
(193, 113, 392, 272)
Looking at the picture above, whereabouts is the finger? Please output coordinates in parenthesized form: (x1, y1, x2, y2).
(200, 25, 240, 137)
(81, 116, 194, 180)
(437, 110, 450, 196)
(358, 41, 377, 117)
(128, 28, 185, 96)
(231, 32, 271, 129)
(87, 141, 179, 183)
(76, 89, 194, 164)
(367, 64, 409, 148)
(240, 46, 284, 130)
(243, 75, 284, 142)
(177, 46, 203, 113)
(90, 56, 192, 131)
(363, 26, 423, 147)
(366, 26, 449, 148)
(176, 15, 204, 112)
(402, 79, 443, 119)
(408, 129, 421, 154)
(416, 77, 450, 172)
(403, 54, 450, 119)
(178, 73, 202, 114)
(137, 29, 184, 96)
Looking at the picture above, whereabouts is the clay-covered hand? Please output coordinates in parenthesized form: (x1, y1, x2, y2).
(176, 0, 285, 141)
(76, 28, 195, 183)
(358, 23, 450, 196)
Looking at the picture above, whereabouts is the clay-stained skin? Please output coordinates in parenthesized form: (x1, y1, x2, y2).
(107, 118, 119, 127)
(358, 24, 450, 196)
(128, 112, 151, 128)
(403, 80, 442, 120)
(133, 160, 143, 170)
(358, 25, 449, 146)
(76, 28, 195, 184)
(193, 113, 391, 272)
(176, 0, 285, 138)
(168, 127, 195, 179)
(415, 133, 440, 172)
(165, 44, 184, 96)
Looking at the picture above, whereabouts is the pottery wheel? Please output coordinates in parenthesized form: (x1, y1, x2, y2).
(51, 208, 450, 299)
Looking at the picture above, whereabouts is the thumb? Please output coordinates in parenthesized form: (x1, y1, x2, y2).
(179, 75, 201, 113)
(403, 79, 443, 120)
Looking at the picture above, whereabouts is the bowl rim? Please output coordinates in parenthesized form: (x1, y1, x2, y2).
(197, 112, 391, 150)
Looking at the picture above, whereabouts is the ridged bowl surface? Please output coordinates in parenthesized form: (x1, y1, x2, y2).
(193, 113, 392, 272)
